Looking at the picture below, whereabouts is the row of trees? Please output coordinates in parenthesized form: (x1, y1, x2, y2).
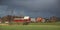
(0, 15, 60, 23)
(49, 16, 60, 22)
(35, 16, 60, 23)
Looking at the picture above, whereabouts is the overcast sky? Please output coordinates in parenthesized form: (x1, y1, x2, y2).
(0, 0, 60, 18)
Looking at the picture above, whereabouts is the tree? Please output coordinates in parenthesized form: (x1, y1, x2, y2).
(50, 16, 58, 22)
(1, 15, 14, 23)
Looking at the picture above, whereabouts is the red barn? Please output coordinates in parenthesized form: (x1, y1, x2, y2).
(13, 18, 24, 22)
(13, 16, 31, 22)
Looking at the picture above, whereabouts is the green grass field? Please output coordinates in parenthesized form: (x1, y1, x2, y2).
(0, 25, 60, 30)
(0, 22, 60, 30)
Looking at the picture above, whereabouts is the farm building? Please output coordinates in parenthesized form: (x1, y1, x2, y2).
(13, 18, 24, 22)
(24, 16, 31, 22)
(31, 18, 36, 22)
(13, 16, 31, 22)
(36, 17, 46, 23)
(36, 17, 43, 22)
(41, 18, 46, 23)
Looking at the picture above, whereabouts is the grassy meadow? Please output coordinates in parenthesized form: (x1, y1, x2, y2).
(0, 22, 60, 30)
(0, 25, 60, 30)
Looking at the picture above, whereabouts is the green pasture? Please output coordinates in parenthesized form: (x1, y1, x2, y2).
(0, 25, 60, 30)
(0, 22, 60, 30)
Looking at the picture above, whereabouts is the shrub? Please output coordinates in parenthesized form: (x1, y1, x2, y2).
(23, 22, 29, 25)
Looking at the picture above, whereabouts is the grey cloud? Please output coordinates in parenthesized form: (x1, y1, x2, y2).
(0, 0, 60, 17)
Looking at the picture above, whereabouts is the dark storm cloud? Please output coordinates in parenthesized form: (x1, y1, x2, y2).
(0, 0, 60, 17)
